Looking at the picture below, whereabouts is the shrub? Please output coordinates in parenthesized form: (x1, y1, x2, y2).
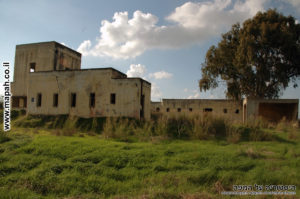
(192, 116, 228, 140)
(165, 116, 192, 138)
(246, 116, 269, 129)
(102, 118, 136, 141)
(133, 120, 155, 141)
(226, 126, 242, 144)
(276, 117, 289, 132)
(249, 127, 272, 141)
(192, 117, 209, 140)
(154, 117, 168, 138)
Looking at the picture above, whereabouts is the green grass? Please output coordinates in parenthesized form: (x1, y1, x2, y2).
(0, 126, 299, 198)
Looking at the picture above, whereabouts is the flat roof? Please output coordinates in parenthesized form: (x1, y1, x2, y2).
(16, 41, 81, 57)
(151, 98, 299, 103)
(83, 67, 127, 76)
(31, 67, 126, 76)
(29, 67, 151, 84)
(162, 98, 241, 101)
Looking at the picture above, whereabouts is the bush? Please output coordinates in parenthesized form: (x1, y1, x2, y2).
(192, 116, 228, 140)
(226, 126, 242, 144)
(165, 116, 193, 139)
(249, 127, 272, 141)
(246, 116, 270, 129)
(11, 114, 280, 142)
(102, 118, 136, 141)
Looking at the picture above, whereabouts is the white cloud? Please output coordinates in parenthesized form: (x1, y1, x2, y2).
(125, 64, 171, 99)
(187, 92, 201, 99)
(77, 0, 266, 59)
(149, 71, 173, 79)
(187, 89, 201, 99)
(151, 83, 162, 99)
(126, 64, 146, 78)
(77, 40, 92, 56)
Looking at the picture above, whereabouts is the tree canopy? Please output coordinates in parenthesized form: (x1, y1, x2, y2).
(199, 9, 300, 100)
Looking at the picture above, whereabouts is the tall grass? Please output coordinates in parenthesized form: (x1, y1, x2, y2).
(100, 115, 285, 143)
(10, 112, 299, 143)
(1, 111, 299, 198)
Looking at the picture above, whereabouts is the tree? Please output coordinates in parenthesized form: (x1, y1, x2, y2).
(199, 10, 300, 100)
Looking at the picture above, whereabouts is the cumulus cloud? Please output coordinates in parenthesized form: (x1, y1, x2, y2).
(77, 40, 92, 56)
(77, 0, 266, 59)
(125, 64, 172, 99)
(149, 71, 173, 79)
(126, 64, 146, 78)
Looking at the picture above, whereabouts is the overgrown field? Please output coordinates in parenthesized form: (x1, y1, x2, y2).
(0, 111, 299, 198)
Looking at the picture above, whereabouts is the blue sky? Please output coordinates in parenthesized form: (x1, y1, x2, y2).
(1, 0, 300, 102)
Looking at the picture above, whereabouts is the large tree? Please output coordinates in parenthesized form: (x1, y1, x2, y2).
(199, 10, 300, 100)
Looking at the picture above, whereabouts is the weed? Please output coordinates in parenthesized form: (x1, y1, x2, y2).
(62, 128, 76, 136)
(0, 132, 11, 144)
(239, 147, 263, 159)
(288, 129, 299, 140)
(226, 126, 241, 144)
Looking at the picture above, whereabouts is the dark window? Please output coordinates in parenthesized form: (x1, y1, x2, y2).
(31, 97, 34, 102)
(166, 108, 170, 112)
(223, 108, 227, 113)
(156, 107, 160, 112)
(53, 93, 58, 107)
(140, 94, 145, 119)
(235, 109, 239, 114)
(110, 93, 116, 104)
(30, 63, 36, 72)
(12, 97, 19, 108)
(189, 108, 193, 112)
(90, 93, 95, 108)
(71, 93, 76, 107)
(177, 108, 181, 112)
(204, 108, 213, 112)
(37, 93, 42, 107)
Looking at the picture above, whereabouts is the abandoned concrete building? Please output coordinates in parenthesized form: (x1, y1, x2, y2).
(11, 41, 298, 123)
(11, 41, 151, 120)
(151, 98, 299, 123)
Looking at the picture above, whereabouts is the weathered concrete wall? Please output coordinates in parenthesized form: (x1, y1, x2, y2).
(11, 41, 81, 102)
(11, 41, 151, 120)
(244, 98, 299, 122)
(54, 43, 81, 71)
(151, 99, 243, 121)
(141, 79, 151, 121)
(12, 42, 54, 97)
(152, 98, 299, 122)
(27, 69, 151, 120)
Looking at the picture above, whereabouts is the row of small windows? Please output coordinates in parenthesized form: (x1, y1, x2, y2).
(35, 93, 116, 107)
(156, 107, 239, 114)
